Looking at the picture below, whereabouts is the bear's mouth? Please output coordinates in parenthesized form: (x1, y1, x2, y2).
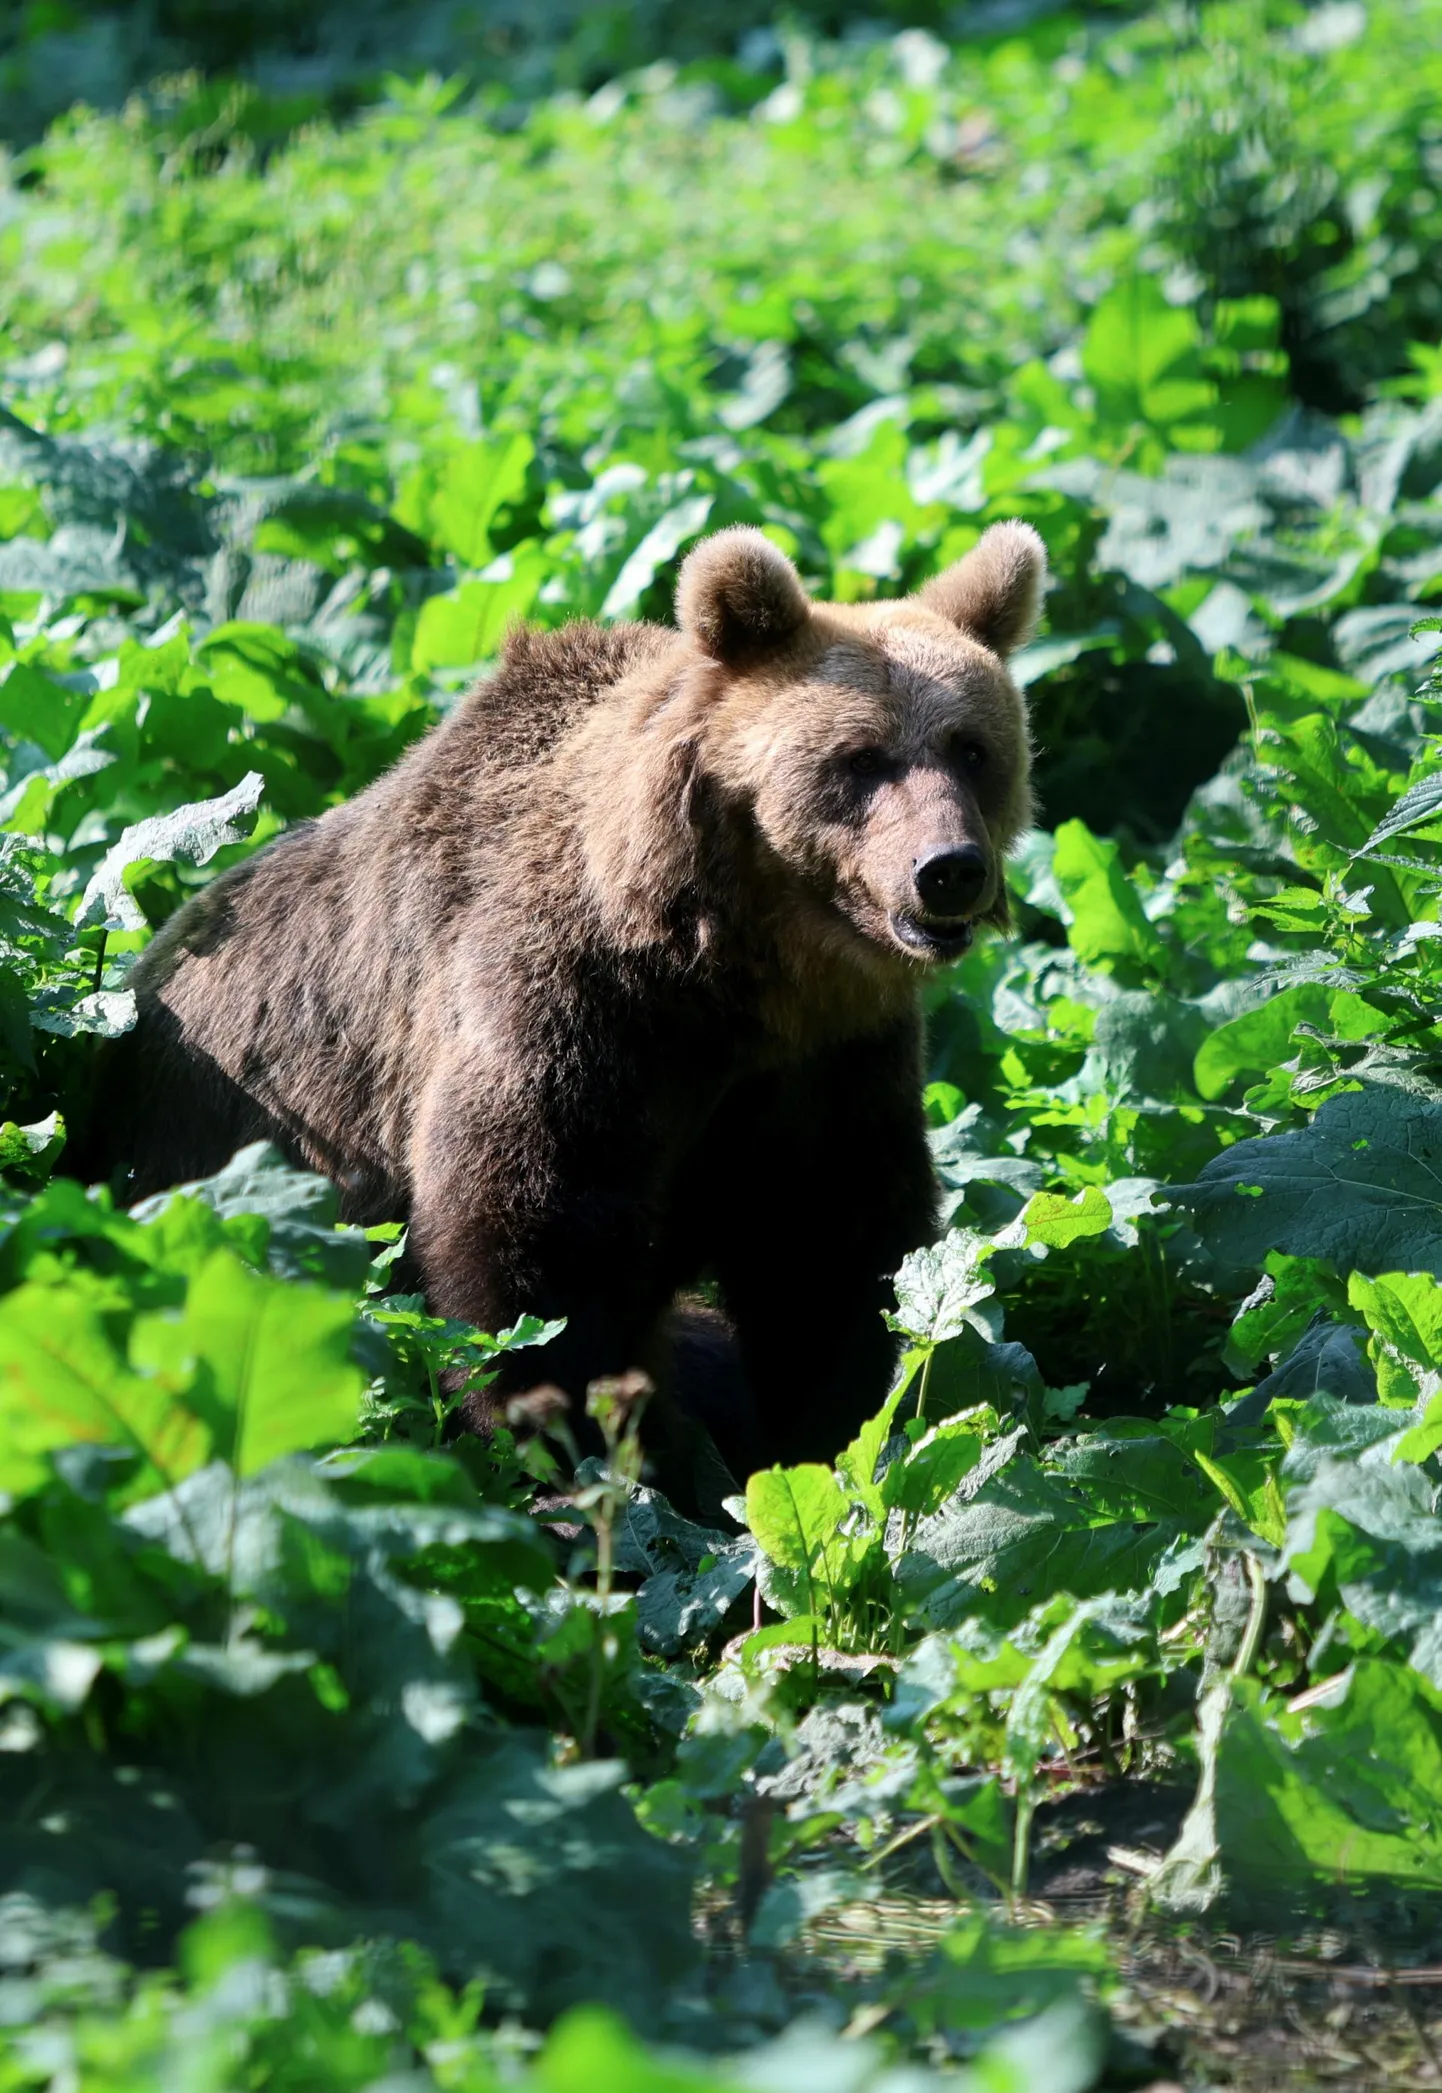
(888, 910, 975, 961)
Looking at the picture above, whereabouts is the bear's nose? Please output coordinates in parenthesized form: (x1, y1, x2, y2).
(913, 845, 988, 916)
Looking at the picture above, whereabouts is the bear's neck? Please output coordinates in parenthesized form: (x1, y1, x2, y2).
(702, 883, 921, 1059)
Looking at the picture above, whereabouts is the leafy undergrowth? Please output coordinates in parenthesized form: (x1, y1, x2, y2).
(4, 3, 1442, 2086)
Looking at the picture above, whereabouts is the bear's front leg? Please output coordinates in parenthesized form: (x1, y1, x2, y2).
(698, 1023, 939, 1469)
(405, 1049, 676, 1438)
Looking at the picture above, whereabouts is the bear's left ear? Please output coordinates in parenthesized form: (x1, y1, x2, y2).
(676, 527, 811, 666)
(919, 521, 1047, 659)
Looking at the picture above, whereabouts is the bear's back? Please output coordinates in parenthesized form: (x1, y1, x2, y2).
(438, 618, 674, 777)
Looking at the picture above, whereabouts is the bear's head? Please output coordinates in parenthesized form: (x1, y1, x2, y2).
(670, 521, 1044, 981)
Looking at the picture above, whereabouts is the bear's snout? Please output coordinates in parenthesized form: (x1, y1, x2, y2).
(912, 844, 988, 918)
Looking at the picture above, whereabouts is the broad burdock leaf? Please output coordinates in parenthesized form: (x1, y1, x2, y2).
(1021, 1185, 1112, 1250)
(1174, 1085, 1442, 1276)
(131, 1140, 373, 1289)
(396, 433, 535, 569)
(1224, 1318, 1376, 1427)
(634, 1540, 757, 1657)
(419, 1743, 696, 2028)
(600, 493, 713, 619)
(1051, 819, 1165, 972)
(834, 1384, 907, 1524)
(880, 1415, 988, 1520)
(78, 771, 265, 931)
(744, 1463, 871, 1625)
(129, 1249, 364, 1473)
(896, 1453, 1190, 1632)
(1193, 982, 1336, 1101)
(1159, 1663, 1442, 1910)
(1282, 1454, 1442, 1683)
(0, 660, 90, 761)
(0, 1279, 215, 1497)
(1346, 1269, 1442, 1410)
(410, 548, 546, 673)
(1224, 1251, 1351, 1375)
(29, 986, 136, 1040)
(611, 1481, 759, 1655)
(1080, 278, 1218, 449)
(890, 1229, 1002, 1346)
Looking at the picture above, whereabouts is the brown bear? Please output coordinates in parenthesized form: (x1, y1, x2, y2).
(87, 521, 1045, 1485)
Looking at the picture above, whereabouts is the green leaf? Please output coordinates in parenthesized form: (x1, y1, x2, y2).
(1193, 1449, 1287, 1546)
(601, 495, 714, 620)
(197, 624, 324, 722)
(1080, 278, 1218, 457)
(133, 1140, 373, 1289)
(1021, 1185, 1112, 1250)
(419, 1743, 696, 2028)
(1200, 1663, 1442, 1902)
(1346, 1269, 1442, 1371)
(1225, 1251, 1350, 1375)
(0, 661, 89, 760)
(1193, 983, 1335, 1102)
(890, 1230, 1001, 1346)
(1357, 771, 1442, 857)
(898, 1910, 1112, 2041)
(0, 1109, 63, 1176)
(129, 1249, 363, 1473)
(411, 547, 546, 671)
(0, 1279, 215, 1497)
(1282, 1455, 1442, 1680)
(1176, 1086, 1442, 1278)
(1004, 1595, 1155, 1790)
(1051, 819, 1165, 972)
(834, 1384, 905, 1524)
(398, 433, 534, 568)
(882, 1415, 987, 1519)
(77, 772, 265, 931)
(744, 1463, 859, 1622)
(897, 1454, 1192, 1632)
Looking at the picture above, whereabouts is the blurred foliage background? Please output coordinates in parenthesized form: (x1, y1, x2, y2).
(4, 0, 1146, 139)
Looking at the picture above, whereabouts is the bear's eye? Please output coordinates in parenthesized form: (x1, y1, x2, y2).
(847, 747, 886, 780)
(955, 740, 986, 773)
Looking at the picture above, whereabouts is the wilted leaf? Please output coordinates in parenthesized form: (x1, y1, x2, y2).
(78, 773, 265, 931)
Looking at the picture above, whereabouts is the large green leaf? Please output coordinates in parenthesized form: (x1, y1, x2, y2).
(744, 1463, 872, 1623)
(397, 434, 535, 568)
(1193, 983, 1335, 1102)
(1175, 1086, 1442, 1276)
(896, 1455, 1192, 1631)
(0, 1279, 214, 1497)
(1051, 820, 1165, 973)
(1203, 1663, 1442, 1903)
(1080, 278, 1219, 461)
(129, 1249, 363, 1473)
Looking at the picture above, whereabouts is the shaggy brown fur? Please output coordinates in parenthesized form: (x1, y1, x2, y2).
(85, 522, 1046, 1483)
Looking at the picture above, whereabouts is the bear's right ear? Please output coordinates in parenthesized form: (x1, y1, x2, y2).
(919, 520, 1047, 659)
(676, 527, 811, 666)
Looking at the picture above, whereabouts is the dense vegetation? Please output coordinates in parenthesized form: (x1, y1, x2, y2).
(3, 2, 1442, 2083)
